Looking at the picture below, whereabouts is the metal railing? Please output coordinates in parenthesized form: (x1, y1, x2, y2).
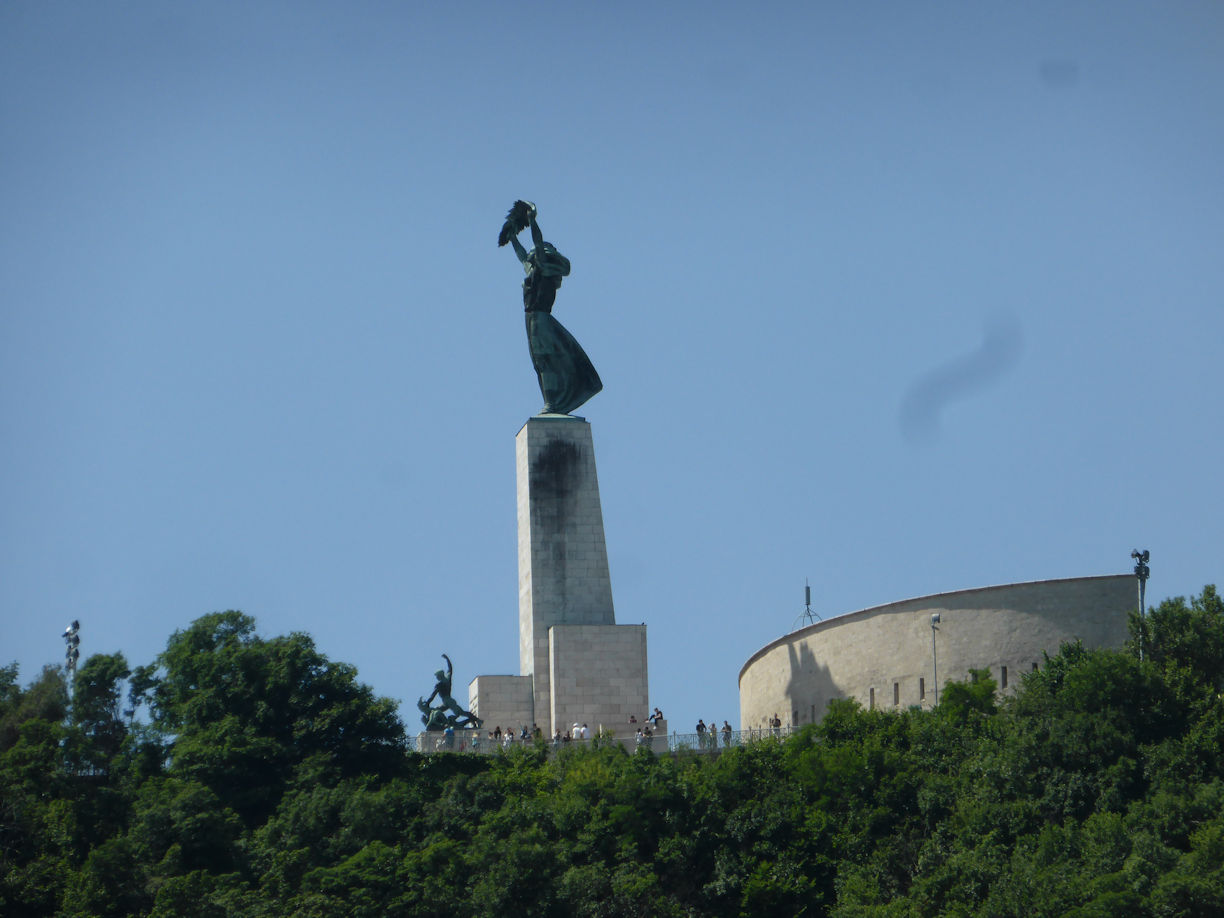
(667, 725, 800, 752)
(414, 725, 803, 756)
(413, 731, 553, 754)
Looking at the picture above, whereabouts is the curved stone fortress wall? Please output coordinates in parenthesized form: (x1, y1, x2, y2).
(739, 575, 1135, 729)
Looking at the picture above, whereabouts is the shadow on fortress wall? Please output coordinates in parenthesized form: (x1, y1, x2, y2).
(785, 641, 842, 726)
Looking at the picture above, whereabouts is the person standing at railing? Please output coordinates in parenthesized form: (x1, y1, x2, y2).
(721, 721, 732, 747)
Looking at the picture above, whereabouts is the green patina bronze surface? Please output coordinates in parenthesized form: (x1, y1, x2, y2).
(418, 654, 481, 731)
(499, 201, 603, 416)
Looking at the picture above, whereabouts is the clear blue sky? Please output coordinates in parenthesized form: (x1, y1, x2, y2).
(3, 2, 1221, 736)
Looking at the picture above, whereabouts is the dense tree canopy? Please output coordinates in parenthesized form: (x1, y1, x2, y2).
(2, 589, 1222, 916)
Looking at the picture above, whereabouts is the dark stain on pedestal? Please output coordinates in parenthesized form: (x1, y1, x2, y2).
(530, 438, 584, 620)
(531, 439, 583, 514)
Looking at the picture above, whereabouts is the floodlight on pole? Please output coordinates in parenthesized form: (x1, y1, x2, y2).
(930, 613, 941, 706)
(62, 620, 81, 699)
(1131, 549, 1150, 661)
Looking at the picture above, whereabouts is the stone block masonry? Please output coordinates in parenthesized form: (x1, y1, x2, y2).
(517, 416, 616, 728)
(468, 674, 534, 734)
(549, 624, 648, 736)
(467, 415, 652, 738)
(739, 575, 1136, 729)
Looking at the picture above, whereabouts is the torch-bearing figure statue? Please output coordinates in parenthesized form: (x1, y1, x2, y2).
(418, 654, 482, 731)
(499, 200, 603, 415)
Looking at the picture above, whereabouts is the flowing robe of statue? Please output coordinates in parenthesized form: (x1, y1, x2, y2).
(500, 201, 602, 415)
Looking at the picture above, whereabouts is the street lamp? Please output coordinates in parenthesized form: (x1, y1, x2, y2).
(1132, 549, 1150, 660)
(62, 620, 80, 698)
(930, 613, 941, 706)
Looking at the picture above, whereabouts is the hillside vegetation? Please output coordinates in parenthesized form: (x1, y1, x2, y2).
(3, 588, 1222, 917)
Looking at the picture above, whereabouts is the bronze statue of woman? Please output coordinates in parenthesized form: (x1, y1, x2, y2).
(499, 201, 602, 415)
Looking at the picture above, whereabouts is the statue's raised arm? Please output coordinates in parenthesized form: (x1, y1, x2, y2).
(498, 200, 601, 416)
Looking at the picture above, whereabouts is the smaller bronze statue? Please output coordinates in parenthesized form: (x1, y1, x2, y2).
(499, 200, 603, 416)
(419, 654, 482, 731)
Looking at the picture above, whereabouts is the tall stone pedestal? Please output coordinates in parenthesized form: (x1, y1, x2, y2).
(469, 416, 649, 738)
(518, 416, 616, 725)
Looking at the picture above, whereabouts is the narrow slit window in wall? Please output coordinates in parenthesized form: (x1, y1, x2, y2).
(893, 682, 900, 705)
(1001, 666, 1008, 689)
(1033, 662, 1039, 672)
(792, 710, 798, 726)
(869, 687, 875, 709)
(919, 677, 926, 700)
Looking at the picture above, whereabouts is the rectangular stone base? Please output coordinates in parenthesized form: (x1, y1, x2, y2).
(468, 675, 535, 734)
(549, 624, 648, 736)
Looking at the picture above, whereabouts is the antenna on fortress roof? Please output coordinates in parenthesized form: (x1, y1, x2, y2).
(792, 579, 823, 630)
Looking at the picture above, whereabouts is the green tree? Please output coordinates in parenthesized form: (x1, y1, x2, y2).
(59, 835, 149, 917)
(939, 667, 998, 720)
(129, 777, 244, 875)
(0, 664, 67, 753)
(6, 590, 1224, 918)
(146, 611, 406, 824)
(1131, 585, 1224, 715)
(68, 652, 131, 775)
(0, 666, 72, 917)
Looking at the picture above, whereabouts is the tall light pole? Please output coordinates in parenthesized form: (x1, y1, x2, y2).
(930, 613, 941, 706)
(1132, 549, 1150, 661)
(62, 620, 80, 699)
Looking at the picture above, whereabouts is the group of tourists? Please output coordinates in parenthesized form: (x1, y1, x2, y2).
(474, 724, 540, 750)
(627, 706, 665, 727)
(626, 708, 665, 752)
(695, 718, 734, 749)
(432, 706, 747, 755)
(553, 723, 591, 746)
